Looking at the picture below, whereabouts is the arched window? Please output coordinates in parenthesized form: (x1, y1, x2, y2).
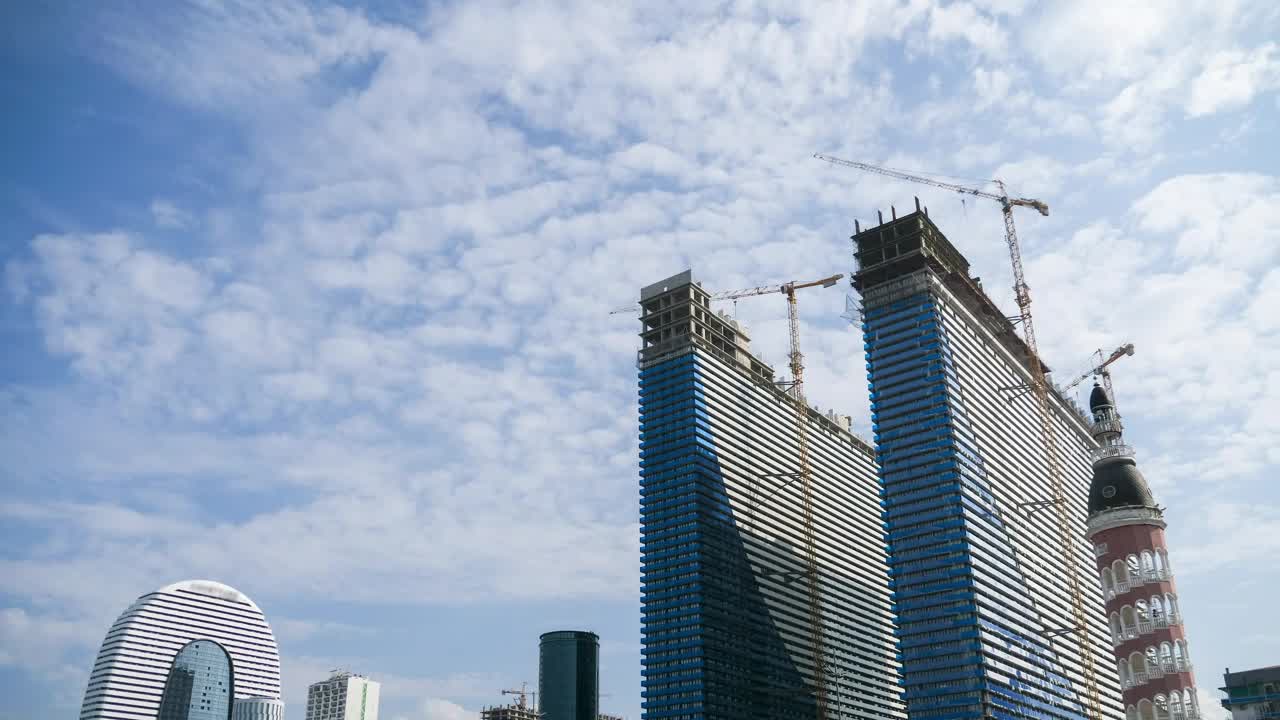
(1114, 558, 1129, 586)
(1141, 550, 1156, 578)
(1153, 550, 1166, 574)
(1184, 689, 1198, 716)
(1131, 651, 1148, 678)
(1179, 640, 1192, 669)
(1167, 593, 1180, 621)
(1171, 691, 1185, 719)
(1139, 698, 1156, 720)
(1173, 642, 1185, 670)
(1127, 705, 1140, 720)
(1111, 613, 1123, 643)
(1118, 658, 1131, 688)
(1136, 598, 1150, 621)
(1121, 606, 1138, 638)
(1102, 566, 1116, 598)
(1145, 646, 1160, 676)
(1151, 596, 1166, 623)
(1128, 554, 1142, 582)
(1160, 549, 1171, 574)
(1160, 642, 1174, 672)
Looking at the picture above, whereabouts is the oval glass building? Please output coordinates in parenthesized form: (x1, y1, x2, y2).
(539, 631, 598, 720)
(79, 580, 282, 720)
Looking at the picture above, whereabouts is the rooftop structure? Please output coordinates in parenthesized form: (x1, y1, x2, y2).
(233, 697, 286, 720)
(79, 580, 282, 720)
(481, 705, 542, 720)
(853, 209, 1125, 720)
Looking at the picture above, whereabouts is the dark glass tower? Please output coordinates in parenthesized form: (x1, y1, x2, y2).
(539, 631, 599, 720)
(158, 640, 235, 720)
(853, 209, 1124, 720)
(636, 271, 902, 720)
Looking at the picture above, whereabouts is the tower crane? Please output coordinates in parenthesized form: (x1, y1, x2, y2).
(814, 153, 1103, 720)
(1062, 343, 1135, 407)
(500, 682, 536, 711)
(713, 273, 842, 720)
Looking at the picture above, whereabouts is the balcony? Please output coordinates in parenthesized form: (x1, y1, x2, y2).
(1092, 443, 1136, 462)
(1091, 417, 1125, 435)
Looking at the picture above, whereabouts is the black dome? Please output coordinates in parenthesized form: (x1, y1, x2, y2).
(1089, 383, 1112, 412)
(1088, 458, 1156, 515)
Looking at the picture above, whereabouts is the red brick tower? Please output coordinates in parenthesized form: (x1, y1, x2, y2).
(1085, 383, 1199, 720)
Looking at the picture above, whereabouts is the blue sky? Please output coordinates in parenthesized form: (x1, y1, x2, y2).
(2, 1, 1280, 719)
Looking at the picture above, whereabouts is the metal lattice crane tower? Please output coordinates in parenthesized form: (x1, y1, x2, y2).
(1062, 343, 1135, 409)
(714, 273, 843, 720)
(815, 153, 1104, 720)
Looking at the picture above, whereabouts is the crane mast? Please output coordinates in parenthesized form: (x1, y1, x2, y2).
(1063, 344, 1136, 406)
(715, 273, 841, 719)
(816, 154, 1103, 720)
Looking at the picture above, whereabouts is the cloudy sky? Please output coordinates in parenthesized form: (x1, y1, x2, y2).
(3, 1, 1279, 718)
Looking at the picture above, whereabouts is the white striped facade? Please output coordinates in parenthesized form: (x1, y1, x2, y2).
(80, 579, 282, 720)
(638, 272, 902, 720)
(926, 272, 1125, 716)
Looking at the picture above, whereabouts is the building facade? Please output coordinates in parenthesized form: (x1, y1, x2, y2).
(1086, 384, 1200, 720)
(852, 210, 1125, 720)
(79, 580, 282, 720)
(636, 270, 902, 720)
(1221, 666, 1280, 720)
(233, 698, 286, 720)
(540, 631, 599, 720)
(305, 672, 380, 720)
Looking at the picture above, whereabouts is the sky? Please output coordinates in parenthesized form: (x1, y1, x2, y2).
(1, 1, 1279, 719)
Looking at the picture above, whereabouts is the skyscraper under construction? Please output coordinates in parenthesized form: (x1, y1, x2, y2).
(636, 270, 903, 720)
(853, 209, 1125, 720)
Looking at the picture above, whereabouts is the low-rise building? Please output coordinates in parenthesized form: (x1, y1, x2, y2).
(1222, 666, 1280, 720)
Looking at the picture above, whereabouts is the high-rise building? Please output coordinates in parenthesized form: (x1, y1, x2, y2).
(79, 579, 282, 720)
(305, 672, 380, 720)
(853, 209, 1125, 720)
(636, 270, 902, 720)
(1086, 384, 1200, 720)
(540, 631, 599, 720)
(233, 697, 286, 720)
(1220, 666, 1280, 720)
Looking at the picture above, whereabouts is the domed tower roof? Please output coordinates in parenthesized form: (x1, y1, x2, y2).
(1088, 457, 1156, 514)
(1089, 383, 1112, 413)
(1086, 381, 1160, 517)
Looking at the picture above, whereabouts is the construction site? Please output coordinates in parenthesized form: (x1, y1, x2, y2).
(632, 156, 1201, 720)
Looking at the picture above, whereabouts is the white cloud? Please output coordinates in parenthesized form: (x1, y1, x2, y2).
(1187, 43, 1280, 116)
(417, 698, 479, 720)
(150, 199, 194, 229)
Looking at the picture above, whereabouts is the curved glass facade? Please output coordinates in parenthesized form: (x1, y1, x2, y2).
(539, 631, 599, 720)
(158, 640, 235, 720)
